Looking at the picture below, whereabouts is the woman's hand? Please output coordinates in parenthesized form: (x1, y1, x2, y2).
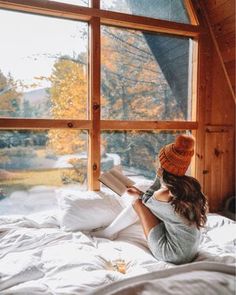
(126, 187, 142, 197)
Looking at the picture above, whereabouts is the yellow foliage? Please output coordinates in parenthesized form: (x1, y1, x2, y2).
(0, 72, 21, 116)
(101, 28, 165, 120)
(47, 59, 87, 155)
(49, 59, 87, 120)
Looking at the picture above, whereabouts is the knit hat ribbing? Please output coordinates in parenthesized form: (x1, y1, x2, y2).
(158, 134, 195, 176)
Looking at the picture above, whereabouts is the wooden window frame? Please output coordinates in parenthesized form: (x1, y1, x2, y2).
(0, 0, 200, 190)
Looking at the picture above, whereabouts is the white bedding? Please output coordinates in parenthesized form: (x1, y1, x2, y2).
(90, 262, 235, 295)
(0, 190, 235, 295)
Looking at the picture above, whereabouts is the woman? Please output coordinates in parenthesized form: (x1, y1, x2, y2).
(128, 134, 208, 264)
(93, 134, 207, 264)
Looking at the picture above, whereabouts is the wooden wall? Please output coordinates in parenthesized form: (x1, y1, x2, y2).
(195, 0, 235, 212)
(205, 0, 235, 93)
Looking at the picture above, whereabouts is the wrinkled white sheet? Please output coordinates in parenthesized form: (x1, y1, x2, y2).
(90, 262, 235, 295)
(0, 209, 235, 294)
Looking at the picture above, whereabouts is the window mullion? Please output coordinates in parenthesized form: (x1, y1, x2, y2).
(100, 121, 198, 131)
(0, 118, 91, 130)
(88, 0, 101, 190)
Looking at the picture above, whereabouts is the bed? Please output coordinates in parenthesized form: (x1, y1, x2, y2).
(0, 185, 235, 294)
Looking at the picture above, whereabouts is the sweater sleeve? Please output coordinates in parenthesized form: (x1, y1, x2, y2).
(140, 176, 161, 203)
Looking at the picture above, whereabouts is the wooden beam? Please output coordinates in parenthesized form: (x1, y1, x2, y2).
(101, 121, 198, 130)
(0, 0, 91, 21)
(0, 0, 201, 37)
(198, 0, 236, 103)
(192, 19, 212, 185)
(0, 118, 198, 130)
(184, 0, 199, 25)
(0, 118, 198, 131)
(191, 38, 199, 122)
(188, 36, 198, 179)
(88, 10, 101, 190)
(0, 118, 91, 129)
(100, 13, 201, 37)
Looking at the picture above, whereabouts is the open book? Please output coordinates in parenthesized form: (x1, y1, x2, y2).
(99, 167, 143, 196)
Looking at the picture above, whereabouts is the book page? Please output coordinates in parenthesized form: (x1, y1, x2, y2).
(99, 172, 127, 196)
(109, 167, 135, 188)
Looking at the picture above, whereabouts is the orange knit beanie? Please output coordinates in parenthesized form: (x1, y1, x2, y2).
(158, 134, 195, 176)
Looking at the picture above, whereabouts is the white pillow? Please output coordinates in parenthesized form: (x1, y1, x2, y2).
(57, 190, 122, 232)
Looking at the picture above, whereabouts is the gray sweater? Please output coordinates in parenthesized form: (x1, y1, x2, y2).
(141, 177, 201, 264)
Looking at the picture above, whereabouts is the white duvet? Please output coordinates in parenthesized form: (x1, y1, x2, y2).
(91, 262, 235, 295)
(0, 196, 235, 294)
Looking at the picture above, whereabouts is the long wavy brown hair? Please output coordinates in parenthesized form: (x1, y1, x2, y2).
(162, 170, 208, 229)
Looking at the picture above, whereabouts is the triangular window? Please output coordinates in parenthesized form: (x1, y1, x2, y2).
(101, 0, 191, 24)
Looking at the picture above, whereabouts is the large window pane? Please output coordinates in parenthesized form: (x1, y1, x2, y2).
(101, 0, 190, 24)
(101, 131, 189, 182)
(0, 10, 88, 119)
(101, 26, 192, 121)
(0, 130, 88, 214)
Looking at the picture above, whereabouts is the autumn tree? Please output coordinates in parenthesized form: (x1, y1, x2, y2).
(101, 24, 182, 176)
(0, 70, 21, 117)
(46, 57, 87, 155)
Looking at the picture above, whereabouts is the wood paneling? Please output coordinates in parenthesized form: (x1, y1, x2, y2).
(221, 47, 235, 63)
(214, 14, 235, 37)
(204, 126, 234, 212)
(225, 60, 236, 87)
(217, 31, 235, 51)
(205, 0, 229, 11)
(199, 0, 235, 95)
(208, 0, 235, 24)
(208, 50, 235, 125)
(194, 0, 235, 212)
(205, 49, 235, 211)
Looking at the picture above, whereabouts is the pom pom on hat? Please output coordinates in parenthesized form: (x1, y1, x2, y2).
(158, 134, 195, 176)
(174, 134, 195, 152)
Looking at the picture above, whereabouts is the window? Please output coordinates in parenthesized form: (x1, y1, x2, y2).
(0, 0, 199, 202)
(101, 26, 192, 121)
(101, 131, 186, 180)
(0, 130, 88, 201)
(101, 0, 190, 24)
(0, 9, 88, 119)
